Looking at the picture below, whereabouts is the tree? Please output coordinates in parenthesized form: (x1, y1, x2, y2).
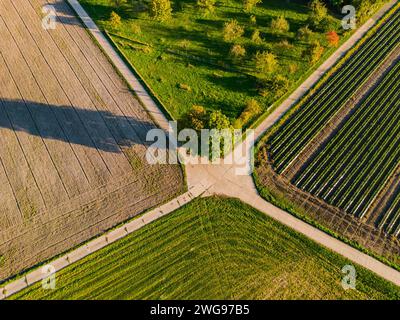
(254, 51, 277, 74)
(109, 11, 122, 30)
(308, 0, 328, 29)
(303, 40, 325, 64)
(223, 20, 244, 42)
(243, 0, 262, 12)
(150, 0, 172, 21)
(270, 16, 289, 33)
(326, 30, 339, 47)
(208, 111, 231, 130)
(197, 0, 216, 14)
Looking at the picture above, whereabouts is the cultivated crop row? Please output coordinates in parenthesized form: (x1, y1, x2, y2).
(267, 8, 400, 174)
(293, 61, 400, 218)
(378, 191, 400, 236)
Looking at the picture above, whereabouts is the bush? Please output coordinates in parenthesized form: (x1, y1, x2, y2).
(208, 110, 231, 129)
(185, 105, 207, 131)
(326, 30, 340, 47)
(303, 40, 325, 64)
(223, 19, 244, 42)
(178, 83, 191, 91)
(276, 39, 293, 50)
(251, 29, 262, 44)
(130, 22, 141, 34)
(254, 51, 277, 74)
(270, 16, 290, 33)
(297, 25, 314, 42)
(229, 44, 246, 60)
(308, 0, 328, 30)
(258, 75, 290, 98)
(150, 0, 172, 21)
(197, 0, 216, 14)
(243, 0, 262, 12)
(288, 63, 298, 74)
(234, 99, 262, 128)
(109, 11, 122, 30)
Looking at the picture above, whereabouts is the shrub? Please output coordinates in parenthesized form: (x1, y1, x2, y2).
(308, 0, 328, 30)
(223, 20, 244, 42)
(178, 39, 191, 49)
(150, 0, 172, 21)
(326, 30, 340, 47)
(208, 110, 231, 129)
(303, 40, 325, 64)
(109, 11, 122, 30)
(234, 99, 262, 128)
(197, 0, 216, 14)
(270, 16, 289, 33)
(288, 63, 298, 74)
(243, 0, 262, 12)
(258, 75, 290, 98)
(178, 83, 191, 91)
(254, 51, 277, 74)
(276, 39, 293, 50)
(251, 29, 262, 44)
(297, 25, 314, 42)
(186, 105, 207, 131)
(130, 22, 141, 34)
(229, 44, 246, 60)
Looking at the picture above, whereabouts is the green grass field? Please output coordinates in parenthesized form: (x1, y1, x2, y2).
(11, 197, 400, 300)
(79, 0, 343, 124)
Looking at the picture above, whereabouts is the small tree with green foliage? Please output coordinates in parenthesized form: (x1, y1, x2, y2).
(297, 25, 314, 42)
(186, 105, 207, 131)
(229, 44, 246, 60)
(150, 0, 172, 21)
(303, 40, 325, 64)
(197, 0, 216, 14)
(254, 51, 277, 74)
(208, 111, 231, 130)
(258, 75, 290, 98)
(223, 20, 244, 42)
(251, 29, 262, 44)
(109, 11, 122, 30)
(243, 0, 262, 12)
(234, 99, 262, 128)
(270, 16, 289, 33)
(308, 0, 328, 30)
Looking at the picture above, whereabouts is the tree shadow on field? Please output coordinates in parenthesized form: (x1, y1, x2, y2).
(0, 99, 156, 153)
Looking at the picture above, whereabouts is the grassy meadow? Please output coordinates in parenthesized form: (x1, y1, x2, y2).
(11, 197, 400, 300)
(79, 0, 344, 125)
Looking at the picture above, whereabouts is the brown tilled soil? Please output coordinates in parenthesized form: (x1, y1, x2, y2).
(0, 0, 184, 280)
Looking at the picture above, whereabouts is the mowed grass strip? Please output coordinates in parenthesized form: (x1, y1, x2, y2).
(11, 197, 400, 300)
(79, 0, 341, 121)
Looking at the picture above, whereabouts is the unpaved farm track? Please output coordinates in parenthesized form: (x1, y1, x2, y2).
(0, 0, 184, 280)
